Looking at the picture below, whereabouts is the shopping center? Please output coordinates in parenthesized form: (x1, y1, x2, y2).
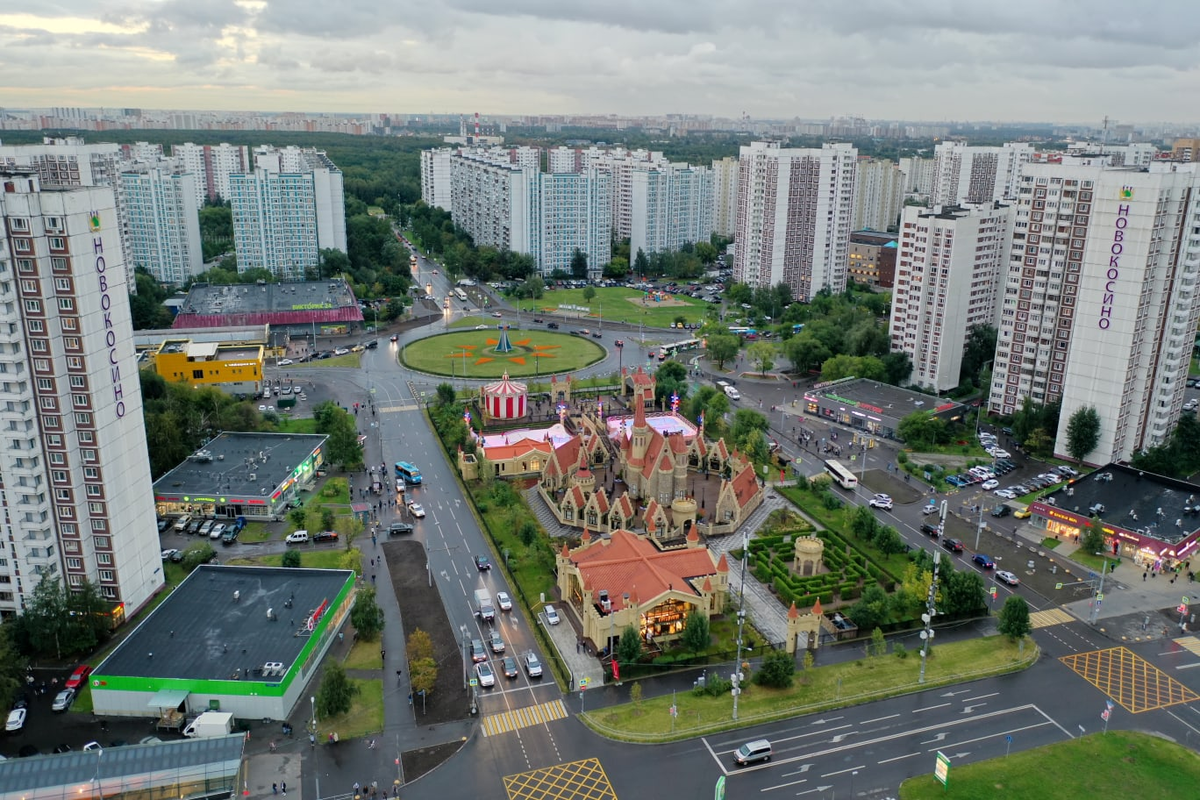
(1027, 462, 1200, 569)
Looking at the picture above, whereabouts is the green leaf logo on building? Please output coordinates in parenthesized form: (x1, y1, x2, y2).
(1119, 186, 1134, 200)
(89, 212, 101, 231)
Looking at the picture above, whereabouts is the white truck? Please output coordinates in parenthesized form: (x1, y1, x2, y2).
(474, 589, 495, 623)
(183, 711, 234, 738)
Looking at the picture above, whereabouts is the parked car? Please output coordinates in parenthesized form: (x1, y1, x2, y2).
(475, 661, 495, 688)
(1014, 507, 1032, 519)
(496, 591, 512, 612)
(981, 479, 1000, 490)
(995, 570, 1020, 586)
(221, 528, 239, 546)
(868, 493, 893, 511)
(388, 522, 415, 536)
(313, 531, 339, 543)
(5, 708, 26, 732)
(161, 548, 180, 561)
(208, 523, 226, 540)
(991, 504, 1011, 518)
(523, 652, 543, 677)
(173, 514, 192, 532)
(157, 518, 171, 534)
(285, 530, 310, 545)
(65, 665, 92, 690)
(544, 605, 561, 625)
(51, 689, 76, 713)
(199, 520, 214, 537)
(941, 538, 965, 553)
(973, 554, 996, 569)
(188, 518, 204, 535)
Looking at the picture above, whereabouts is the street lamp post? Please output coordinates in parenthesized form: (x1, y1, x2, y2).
(732, 529, 749, 721)
(615, 340, 624, 377)
(918, 551, 942, 684)
(309, 695, 321, 799)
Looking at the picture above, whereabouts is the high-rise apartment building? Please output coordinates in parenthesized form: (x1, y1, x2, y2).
(0, 137, 125, 190)
(890, 203, 1014, 392)
(852, 159, 905, 232)
(173, 143, 250, 206)
(899, 156, 935, 196)
(117, 166, 204, 284)
(1171, 138, 1200, 162)
(0, 170, 162, 618)
(577, 148, 667, 241)
(228, 147, 347, 279)
(711, 156, 739, 238)
(931, 142, 1033, 206)
(630, 163, 714, 257)
(420, 148, 455, 210)
(733, 141, 858, 301)
(537, 170, 613, 276)
(989, 161, 1200, 463)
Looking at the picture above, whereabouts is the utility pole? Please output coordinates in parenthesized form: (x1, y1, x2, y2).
(732, 529, 749, 721)
(1089, 557, 1111, 625)
(918, 551, 942, 684)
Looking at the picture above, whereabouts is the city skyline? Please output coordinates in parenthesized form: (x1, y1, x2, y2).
(2, 3, 1199, 122)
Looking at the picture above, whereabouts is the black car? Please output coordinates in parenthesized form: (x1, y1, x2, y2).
(365, 340, 378, 350)
(474, 554, 492, 571)
(919, 523, 940, 538)
(591, 331, 603, 338)
(532, 318, 544, 323)
(313, 531, 339, 543)
(941, 538, 965, 553)
(387, 522, 414, 536)
(157, 518, 171, 534)
(991, 504, 1011, 517)
(546, 322, 559, 329)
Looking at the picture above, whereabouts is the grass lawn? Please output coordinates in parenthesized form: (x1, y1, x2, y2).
(899, 731, 1200, 799)
(343, 638, 383, 670)
(226, 548, 359, 571)
(777, 486, 913, 581)
(537, 287, 708, 328)
(1041, 537, 1061, 549)
(1071, 550, 1121, 573)
(401, 330, 605, 378)
(295, 353, 361, 369)
(238, 521, 274, 543)
(906, 441, 992, 458)
(584, 635, 1036, 741)
(317, 679, 384, 739)
(274, 417, 319, 434)
(449, 315, 491, 329)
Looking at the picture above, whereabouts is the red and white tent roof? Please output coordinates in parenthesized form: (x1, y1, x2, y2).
(483, 372, 527, 397)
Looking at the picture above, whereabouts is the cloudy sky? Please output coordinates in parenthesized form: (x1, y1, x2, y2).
(1, 1, 1198, 122)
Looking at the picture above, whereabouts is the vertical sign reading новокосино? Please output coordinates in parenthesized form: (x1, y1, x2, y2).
(89, 209, 126, 418)
(1098, 186, 1134, 330)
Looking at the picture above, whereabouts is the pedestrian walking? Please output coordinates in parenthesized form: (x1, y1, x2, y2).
(281, 783, 287, 796)
(1144, 570, 1148, 581)
(273, 784, 278, 795)
(381, 649, 386, 660)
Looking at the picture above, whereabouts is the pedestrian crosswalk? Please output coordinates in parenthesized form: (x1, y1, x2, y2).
(1030, 608, 1074, 629)
(481, 699, 569, 737)
(1175, 636, 1200, 657)
(379, 404, 420, 413)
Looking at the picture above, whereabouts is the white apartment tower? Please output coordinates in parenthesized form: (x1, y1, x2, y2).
(711, 156, 739, 239)
(420, 148, 455, 211)
(733, 141, 858, 301)
(989, 161, 1200, 464)
(537, 170, 613, 277)
(228, 147, 347, 279)
(853, 159, 905, 232)
(117, 166, 204, 284)
(0, 170, 162, 617)
(448, 152, 536, 255)
(630, 163, 714, 257)
(931, 142, 1034, 206)
(899, 156, 935, 196)
(173, 143, 250, 206)
(889, 203, 1014, 392)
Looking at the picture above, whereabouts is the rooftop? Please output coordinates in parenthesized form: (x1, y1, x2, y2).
(98, 566, 354, 681)
(568, 529, 720, 611)
(0, 734, 245, 796)
(806, 378, 964, 419)
(850, 230, 898, 246)
(172, 279, 363, 329)
(1042, 463, 1200, 546)
(152, 431, 327, 503)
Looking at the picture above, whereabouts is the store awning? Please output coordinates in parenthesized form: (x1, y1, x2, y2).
(147, 688, 190, 708)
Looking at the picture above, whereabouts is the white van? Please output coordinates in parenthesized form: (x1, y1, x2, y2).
(285, 530, 309, 545)
(723, 385, 741, 401)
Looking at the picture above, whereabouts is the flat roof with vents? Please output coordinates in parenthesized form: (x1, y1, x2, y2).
(152, 431, 327, 505)
(96, 565, 354, 681)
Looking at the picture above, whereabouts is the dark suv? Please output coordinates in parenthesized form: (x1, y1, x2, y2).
(388, 522, 414, 537)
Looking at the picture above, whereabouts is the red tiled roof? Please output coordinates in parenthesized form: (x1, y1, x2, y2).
(568, 530, 718, 612)
(592, 488, 610, 514)
(614, 494, 635, 519)
(483, 439, 553, 462)
(630, 367, 654, 385)
(716, 553, 729, 573)
(731, 464, 759, 509)
(173, 307, 363, 329)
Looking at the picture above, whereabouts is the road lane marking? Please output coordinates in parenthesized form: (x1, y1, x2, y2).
(961, 692, 999, 703)
(928, 720, 1054, 751)
(758, 778, 807, 793)
(912, 703, 950, 713)
(860, 714, 900, 725)
(482, 699, 568, 737)
(877, 752, 923, 764)
(1030, 608, 1074, 628)
(820, 765, 865, 778)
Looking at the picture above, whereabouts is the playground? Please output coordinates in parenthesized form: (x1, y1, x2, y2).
(537, 287, 709, 327)
(400, 329, 606, 378)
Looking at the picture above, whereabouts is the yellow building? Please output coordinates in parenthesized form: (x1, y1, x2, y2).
(145, 339, 264, 395)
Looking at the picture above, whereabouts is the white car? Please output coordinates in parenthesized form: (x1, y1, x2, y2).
(994, 489, 1017, 500)
(334, 347, 350, 356)
(209, 523, 226, 540)
(496, 591, 513, 612)
(723, 385, 741, 401)
(5, 708, 26, 732)
(285, 530, 310, 545)
(52, 688, 76, 712)
(278, 358, 294, 366)
(995, 570, 1020, 586)
(868, 493, 893, 511)
(407, 502, 426, 518)
(475, 661, 495, 688)
(259, 405, 270, 412)
(981, 479, 1000, 491)
(544, 605, 561, 625)
(475, 324, 489, 330)
(990, 449, 1011, 460)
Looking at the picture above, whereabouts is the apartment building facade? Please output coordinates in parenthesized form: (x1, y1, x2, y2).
(890, 203, 1014, 392)
(931, 142, 1033, 207)
(989, 161, 1200, 463)
(117, 166, 204, 284)
(420, 148, 455, 210)
(852, 158, 905, 232)
(733, 141, 858, 301)
(711, 156, 739, 238)
(0, 170, 162, 618)
(173, 143, 249, 206)
(630, 163, 714, 257)
(899, 156, 935, 196)
(228, 148, 347, 279)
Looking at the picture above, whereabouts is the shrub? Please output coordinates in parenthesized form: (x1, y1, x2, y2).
(754, 649, 795, 689)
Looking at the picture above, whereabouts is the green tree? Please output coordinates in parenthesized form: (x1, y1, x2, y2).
(318, 248, 352, 279)
(603, 257, 630, 279)
(335, 514, 364, 552)
(350, 586, 384, 640)
(849, 585, 890, 631)
(1080, 515, 1107, 556)
(695, 241, 717, 264)
(959, 324, 997, 385)
(997, 595, 1032, 641)
(616, 625, 642, 667)
(870, 627, 888, 658)
(408, 629, 434, 663)
(313, 401, 364, 469)
(754, 649, 795, 688)
(315, 662, 359, 718)
(633, 248, 649, 276)
(746, 341, 776, 375)
(409, 657, 437, 699)
(941, 568, 986, 616)
(706, 334, 740, 370)
(582, 285, 597, 304)
(881, 351, 913, 386)
(680, 610, 711, 654)
(1065, 405, 1101, 464)
(570, 248, 589, 279)
(629, 681, 643, 709)
(280, 549, 302, 568)
(784, 333, 831, 374)
(0, 625, 26, 709)
(436, 383, 457, 407)
(654, 360, 689, 405)
(182, 542, 216, 572)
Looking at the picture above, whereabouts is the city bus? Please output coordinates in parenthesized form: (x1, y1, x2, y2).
(394, 461, 423, 485)
(823, 459, 858, 490)
(658, 338, 702, 360)
(454, 288, 469, 301)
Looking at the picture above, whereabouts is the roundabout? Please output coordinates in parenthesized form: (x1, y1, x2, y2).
(399, 327, 606, 379)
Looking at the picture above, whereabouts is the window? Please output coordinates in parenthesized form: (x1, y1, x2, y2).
(97, 552, 111, 565)
(99, 570, 114, 582)
(58, 297, 74, 311)
(48, 237, 65, 251)
(92, 536, 108, 550)
(69, 375, 85, 389)
(81, 448, 96, 461)
(27, 319, 43, 333)
(54, 278, 70, 292)
(85, 484, 101, 497)
(24, 299, 41, 313)
(72, 394, 88, 408)
(74, 413, 91, 426)
(88, 502, 105, 515)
